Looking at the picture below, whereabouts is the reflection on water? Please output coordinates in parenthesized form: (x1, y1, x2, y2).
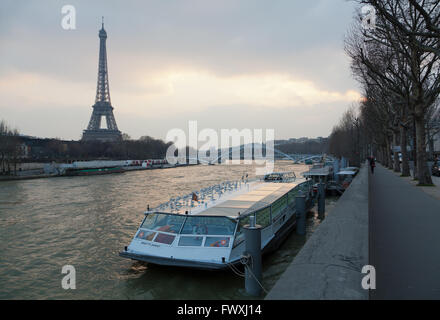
(0, 161, 338, 299)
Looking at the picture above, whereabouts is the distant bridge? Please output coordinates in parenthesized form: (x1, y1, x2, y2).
(186, 145, 332, 165)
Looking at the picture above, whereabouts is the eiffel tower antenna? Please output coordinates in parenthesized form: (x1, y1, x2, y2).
(82, 19, 122, 142)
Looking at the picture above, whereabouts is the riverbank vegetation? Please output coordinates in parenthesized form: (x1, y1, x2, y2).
(22, 136, 173, 162)
(0, 121, 173, 175)
(0, 120, 22, 175)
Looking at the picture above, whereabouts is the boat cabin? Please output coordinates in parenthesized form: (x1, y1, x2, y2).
(302, 166, 333, 184)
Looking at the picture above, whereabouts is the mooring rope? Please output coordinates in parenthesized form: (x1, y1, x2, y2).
(245, 256, 269, 294)
(226, 262, 245, 277)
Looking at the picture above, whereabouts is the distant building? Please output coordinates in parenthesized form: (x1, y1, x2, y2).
(19, 143, 30, 159)
(297, 137, 309, 143)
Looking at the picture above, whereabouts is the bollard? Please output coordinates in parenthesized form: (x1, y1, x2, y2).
(243, 216, 263, 296)
(295, 195, 306, 235)
(318, 183, 325, 220)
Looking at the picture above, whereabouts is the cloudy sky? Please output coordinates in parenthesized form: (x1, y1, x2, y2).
(0, 0, 361, 142)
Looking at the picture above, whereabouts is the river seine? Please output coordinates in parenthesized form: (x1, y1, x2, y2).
(0, 161, 336, 299)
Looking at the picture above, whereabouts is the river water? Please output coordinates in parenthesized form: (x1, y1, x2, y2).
(0, 161, 337, 299)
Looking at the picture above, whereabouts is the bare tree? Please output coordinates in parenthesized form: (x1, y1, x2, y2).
(329, 106, 363, 166)
(346, 19, 411, 173)
(349, 1, 440, 184)
(0, 119, 22, 175)
(365, 0, 440, 56)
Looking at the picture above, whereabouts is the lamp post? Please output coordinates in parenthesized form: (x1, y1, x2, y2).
(354, 117, 361, 166)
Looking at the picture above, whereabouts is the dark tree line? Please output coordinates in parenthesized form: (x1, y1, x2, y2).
(0, 120, 23, 175)
(0, 120, 173, 175)
(328, 107, 366, 167)
(277, 139, 329, 156)
(332, 0, 440, 185)
(22, 136, 173, 162)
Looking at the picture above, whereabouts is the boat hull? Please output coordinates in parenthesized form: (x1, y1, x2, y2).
(119, 251, 237, 271)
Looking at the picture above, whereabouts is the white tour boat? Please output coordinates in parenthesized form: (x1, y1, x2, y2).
(120, 172, 315, 270)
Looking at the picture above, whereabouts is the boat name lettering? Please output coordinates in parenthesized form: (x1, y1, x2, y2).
(141, 241, 160, 248)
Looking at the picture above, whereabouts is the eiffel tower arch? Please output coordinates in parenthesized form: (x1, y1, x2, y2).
(82, 19, 122, 142)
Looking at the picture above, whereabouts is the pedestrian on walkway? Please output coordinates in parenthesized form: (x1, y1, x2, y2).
(370, 157, 376, 174)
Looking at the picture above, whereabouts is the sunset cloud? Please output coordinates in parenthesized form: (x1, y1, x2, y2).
(0, 69, 361, 118)
(0, 0, 360, 140)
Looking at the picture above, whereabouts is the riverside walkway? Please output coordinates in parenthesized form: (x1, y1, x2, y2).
(370, 164, 440, 299)
(266, 162, 440, 300)
(266, 165, 369, 300)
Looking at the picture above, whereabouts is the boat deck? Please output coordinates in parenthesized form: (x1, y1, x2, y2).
(171, 181, 302, 218)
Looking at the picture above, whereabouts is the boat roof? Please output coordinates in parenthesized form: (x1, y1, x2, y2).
(336, 170, 356, 175)
(200, 182, 299, 217)
(152, 180, 303, 219)
(342, 167, 359, 171)
(302, 166, 332, 177)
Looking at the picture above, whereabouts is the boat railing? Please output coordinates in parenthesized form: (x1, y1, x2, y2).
(152, 178, 257, 213)
(259, 171, 297, 183)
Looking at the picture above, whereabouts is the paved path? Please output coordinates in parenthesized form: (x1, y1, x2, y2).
(370, 164, 440, 299)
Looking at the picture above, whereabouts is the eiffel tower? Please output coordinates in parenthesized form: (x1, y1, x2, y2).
(82, 18, 122, 142)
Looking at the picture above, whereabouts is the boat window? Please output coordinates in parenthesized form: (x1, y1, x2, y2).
(136, 230, 156, 241)
(256, 207, 271, 228)
(181, 216, 236, 236)
(271, 195, 287, 219)
(141, 213, 186, 234)
(204, 237, 230, 248)
(288, 189, 299, 204)
(238, 214, 254, 229)
(178, 236, 204, 247)
(154, 233, 176, 245)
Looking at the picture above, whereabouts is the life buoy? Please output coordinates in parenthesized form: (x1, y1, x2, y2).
(210, 239, 228, 247)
